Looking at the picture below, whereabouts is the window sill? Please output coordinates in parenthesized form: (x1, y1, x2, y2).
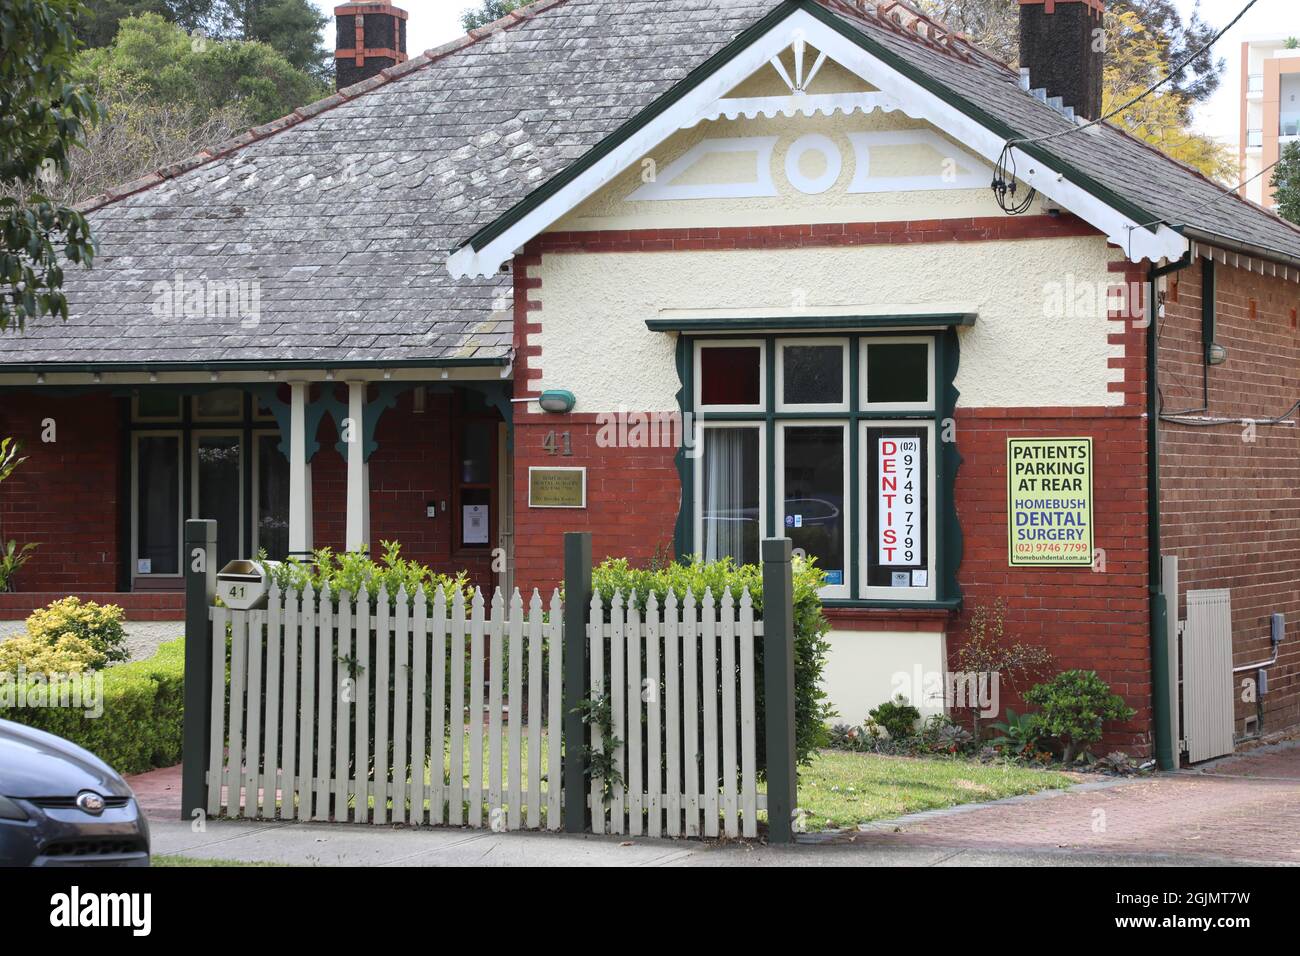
(821, 600, 959, 633)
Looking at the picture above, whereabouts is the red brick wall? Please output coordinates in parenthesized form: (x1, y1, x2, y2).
(512, 415, 679, 595)
(1158, 258, 1300, 736)
(0, 392, 123, 593)
(951, 407, 1153, 753)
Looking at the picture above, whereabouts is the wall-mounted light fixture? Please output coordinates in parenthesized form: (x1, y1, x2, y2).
(510, 389, 577, 413)
(1207, 343, 1228, 366)
(538, 389, 576, 414)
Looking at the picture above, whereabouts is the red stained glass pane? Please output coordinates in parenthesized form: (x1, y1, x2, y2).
(700, 346, 761, 406)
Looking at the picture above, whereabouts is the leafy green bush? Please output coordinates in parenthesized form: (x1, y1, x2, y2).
(265, 540, 474, 609)
(869, 694, 921, 740)
(590, 555, 832, 772)
(1024, 670, 1136, 765)
(989, 707, 1042, 757)
(0, 638, 186, 775)
(0, 539, 39, 592)
(25, 596, 128, 664)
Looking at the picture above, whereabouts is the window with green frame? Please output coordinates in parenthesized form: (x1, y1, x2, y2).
(682, 330, 958, 606)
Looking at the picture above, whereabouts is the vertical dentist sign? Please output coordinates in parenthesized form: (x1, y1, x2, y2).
(1007, 437, 1094, 567)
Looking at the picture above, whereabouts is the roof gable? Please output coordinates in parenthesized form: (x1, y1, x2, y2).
(448, 0, 1187, 279)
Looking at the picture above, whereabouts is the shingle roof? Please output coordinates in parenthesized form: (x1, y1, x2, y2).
(0, 0, 778, 366)
(2, 0, 1296, 368)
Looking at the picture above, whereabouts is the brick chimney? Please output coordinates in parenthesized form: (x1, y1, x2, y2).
(1019, 0, 1105, 120)
(335, 2, 408, 90)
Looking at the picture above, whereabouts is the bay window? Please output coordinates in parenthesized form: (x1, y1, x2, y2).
(686, 330, 954, 606)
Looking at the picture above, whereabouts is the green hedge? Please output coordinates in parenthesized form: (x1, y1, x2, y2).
(591, 557, 832, 773)
(0, 637, 186, 776)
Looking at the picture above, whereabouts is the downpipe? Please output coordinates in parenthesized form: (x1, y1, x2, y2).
(1148, 252, 1191, 771)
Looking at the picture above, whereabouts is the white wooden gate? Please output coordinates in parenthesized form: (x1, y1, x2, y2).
(208, 584, 564, 829)
(207, 583, 764, 838)
(1182, 588, 1235, 764)
(587, 588, 764, 839)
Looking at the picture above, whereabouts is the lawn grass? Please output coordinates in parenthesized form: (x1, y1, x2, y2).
(790, 749, 1076, 831)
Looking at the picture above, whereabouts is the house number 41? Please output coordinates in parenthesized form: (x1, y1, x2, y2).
(543, 431, 573, 457)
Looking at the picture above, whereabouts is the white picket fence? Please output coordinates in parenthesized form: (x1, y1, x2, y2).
(588, 588, 764, 839)
(208, 584, 564, 829)
(207, 583, 763, 839)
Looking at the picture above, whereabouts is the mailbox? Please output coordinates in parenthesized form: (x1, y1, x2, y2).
(216, 559, 280, 610)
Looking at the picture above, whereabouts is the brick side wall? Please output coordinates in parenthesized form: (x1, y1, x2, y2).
(1158, 258, 1300, 736)
(0, 392, 123, 593)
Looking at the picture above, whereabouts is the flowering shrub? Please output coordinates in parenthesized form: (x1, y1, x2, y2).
(20, 598, 126, 665)
(0, 632, 105, 673)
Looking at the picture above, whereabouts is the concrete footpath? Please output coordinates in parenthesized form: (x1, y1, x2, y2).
(148, 816, 1258, 867)
(138, 739, 1300, 867)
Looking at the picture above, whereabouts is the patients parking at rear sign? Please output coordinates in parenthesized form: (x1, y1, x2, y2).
(1007, 437, 1094, 567)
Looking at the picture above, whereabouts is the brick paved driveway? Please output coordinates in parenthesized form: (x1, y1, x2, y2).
(846, 742, 1300, 865)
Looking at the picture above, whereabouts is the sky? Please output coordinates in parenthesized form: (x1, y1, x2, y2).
(311, 0, 1298, 146)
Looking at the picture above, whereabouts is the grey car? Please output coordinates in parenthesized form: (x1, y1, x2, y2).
(0, 718, 150, 866)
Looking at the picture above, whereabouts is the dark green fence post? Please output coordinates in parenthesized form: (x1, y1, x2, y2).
(181, 519, 217, 821)
(761, 537, 797, 844)
(562, 532, 592, 833)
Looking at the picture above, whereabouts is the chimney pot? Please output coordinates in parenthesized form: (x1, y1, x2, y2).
(335, 2, 408, 90)
(1018, 0, 1105, 121)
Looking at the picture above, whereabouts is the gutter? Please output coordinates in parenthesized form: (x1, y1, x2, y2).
(1177, 225, 1300, 275)
(1147, 250, 1192, 771)
(0, 357, 510, 374)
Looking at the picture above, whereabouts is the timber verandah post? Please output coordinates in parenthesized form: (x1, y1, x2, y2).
(761, 537, 798, 844)
(181, 519, 218, 821)
(562, 532, 592, 833)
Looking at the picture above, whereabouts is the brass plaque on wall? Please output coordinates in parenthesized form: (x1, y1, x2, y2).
(528, 467, 587, 508)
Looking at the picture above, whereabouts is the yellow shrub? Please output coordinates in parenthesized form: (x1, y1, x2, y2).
(25, 597, 127, 664)
(0, 633, 106, 675)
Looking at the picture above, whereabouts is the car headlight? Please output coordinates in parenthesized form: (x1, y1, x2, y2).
(0, 795, 29, 821)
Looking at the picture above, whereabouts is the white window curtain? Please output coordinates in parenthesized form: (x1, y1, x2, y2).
(702, 428, 756, 565)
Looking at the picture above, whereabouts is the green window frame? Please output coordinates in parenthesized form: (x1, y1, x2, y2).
(675, 328, 962, 609)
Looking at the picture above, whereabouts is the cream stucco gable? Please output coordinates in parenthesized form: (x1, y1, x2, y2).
(551, 98, 1004, 232)
(447, 5, 1186, 279)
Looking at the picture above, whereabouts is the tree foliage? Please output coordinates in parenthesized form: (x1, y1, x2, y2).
(245, 0, 329, 82)
(74, 12, 325, 126)
(1102, 8, 1235, 183)
(0, 0, 99, 330)
(460, 0, 522, 32)
(1271, 141, 1300, 225)
(75, 0, 328, 79)
(913, 0, 1233, 182)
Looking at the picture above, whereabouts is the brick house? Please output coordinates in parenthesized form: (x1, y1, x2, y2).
(2, 0, 1298, 764)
